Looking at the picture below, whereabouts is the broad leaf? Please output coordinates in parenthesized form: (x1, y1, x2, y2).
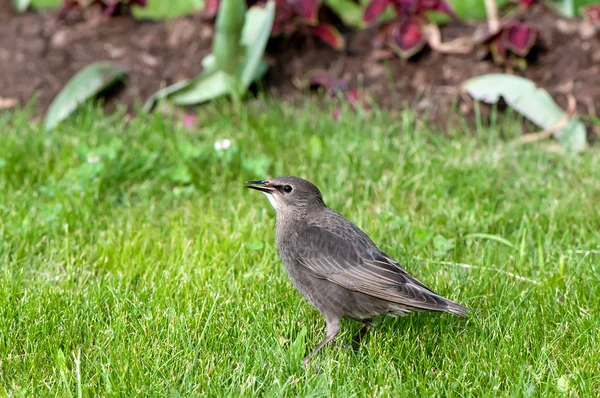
(312, 23, 345, 50)
(238, 1, 275, 91)
(44, 61, 126, 132)
(202, 53, 217, 71)
(389, 19, 426, 59)
(12, 0, 31, 13)
(463, 74, 587, 151)
(363, 0, 390, 23)
(213, 0, 247, 75)
(554, 117, 587, 153)
(142, 78, 192, 112)
(559, 0, 575, 17)
(326, 0, 363, 27)
(502, 22, 537, 57)
(170, 70, 233, 105)
(294, 0, 320, 24)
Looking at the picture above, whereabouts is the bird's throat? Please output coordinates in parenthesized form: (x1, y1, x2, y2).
(264, 193, 278, 211)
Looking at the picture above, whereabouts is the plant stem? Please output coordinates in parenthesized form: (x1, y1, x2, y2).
(484, 0, 500, 33)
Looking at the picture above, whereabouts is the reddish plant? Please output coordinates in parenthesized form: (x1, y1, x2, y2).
(475, 20, 541, 69)
(204, 0, 345, 50)
(57, 0, 147, 18)
(581, 4, 600, 25)
(363, 0, 457, 59)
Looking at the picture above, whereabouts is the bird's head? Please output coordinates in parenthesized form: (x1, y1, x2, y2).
(244, 176, 325, 217)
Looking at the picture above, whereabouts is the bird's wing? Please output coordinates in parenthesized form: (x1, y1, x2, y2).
(293, 223, 462, 313)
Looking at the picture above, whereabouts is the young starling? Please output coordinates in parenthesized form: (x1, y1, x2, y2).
(245, 176, 469, 367)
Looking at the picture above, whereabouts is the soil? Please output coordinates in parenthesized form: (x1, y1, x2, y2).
(1, 0, 599, 136)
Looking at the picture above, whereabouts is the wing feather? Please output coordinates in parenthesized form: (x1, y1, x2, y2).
(292, 221, 465, 313)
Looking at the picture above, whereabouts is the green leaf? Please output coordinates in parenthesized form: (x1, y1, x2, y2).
(433, 235, 455, 257)
(213, 0, 247, 75)
(141, 0, 273, 108)
(244, 241, 264, 251)
(464, 233, 514, 248)
(202, 54, 217, 72)
(12, 0, 31, 13)
(143, 53, 219, 111)
(170, 71, 233, 105)
(142, 78, 192, 112)
(462, 74, 587, 152)
(238, 1, 275, 91)
(169, 164, 192, 184)
(324, 0, 364, 27)
(44, 62, 126, 132)
(562, 0, 575, 17)
(553, 117, 587, 154)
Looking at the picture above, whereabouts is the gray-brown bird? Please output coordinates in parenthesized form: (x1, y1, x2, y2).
(245, 176, 469, 367)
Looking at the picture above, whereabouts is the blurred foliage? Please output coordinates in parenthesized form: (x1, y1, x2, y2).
(27, 0, 600, 21)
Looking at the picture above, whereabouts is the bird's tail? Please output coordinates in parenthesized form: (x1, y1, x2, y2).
(407, 291, 470, 317)
(443, 298, 470, 317)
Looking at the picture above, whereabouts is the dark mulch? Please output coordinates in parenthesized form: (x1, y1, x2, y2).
(268, 6, 600, 130)
(1, 0, 598, 135)
(0, 0, 213, 112)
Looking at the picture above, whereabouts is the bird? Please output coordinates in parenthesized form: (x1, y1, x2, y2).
(245, 176, 469, 367)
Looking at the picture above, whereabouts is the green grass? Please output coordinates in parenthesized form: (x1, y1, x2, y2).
(1, 101, 599, 396)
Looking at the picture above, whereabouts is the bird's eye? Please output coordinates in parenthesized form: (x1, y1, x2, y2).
(283, 185, 293, 193)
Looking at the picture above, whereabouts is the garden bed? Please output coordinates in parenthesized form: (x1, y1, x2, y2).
(1, 0, 598, 134)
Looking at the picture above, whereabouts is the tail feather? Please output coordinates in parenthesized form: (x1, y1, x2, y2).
(403, 291, 471, 317)
(443, 299, 470, 317)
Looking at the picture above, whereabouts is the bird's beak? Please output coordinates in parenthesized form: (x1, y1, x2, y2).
(244, 180, 275, 194)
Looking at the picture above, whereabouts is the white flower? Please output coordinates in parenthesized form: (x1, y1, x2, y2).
(214, 138, 232, 151)
(87, 155, 101, 164)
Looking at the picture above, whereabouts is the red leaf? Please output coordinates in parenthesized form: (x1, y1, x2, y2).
(502, 22, 537, 57)
(392, 0, 413, 16)
(271, 1, 297, 34)
(203, 0, 220, 18)
(363, 0, 391, 23)
(581, 5, 600, 25)
(388, 19, 426, 59)
(312, 24, 346, 50)
(295, 0, 321, 24)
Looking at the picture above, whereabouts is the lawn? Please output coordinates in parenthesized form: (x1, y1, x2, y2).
(1, 102, 599, 396)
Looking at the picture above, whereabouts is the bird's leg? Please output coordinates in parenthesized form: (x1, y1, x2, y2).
(351, 322, 372, 350)
(303, 318, 339, 368)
